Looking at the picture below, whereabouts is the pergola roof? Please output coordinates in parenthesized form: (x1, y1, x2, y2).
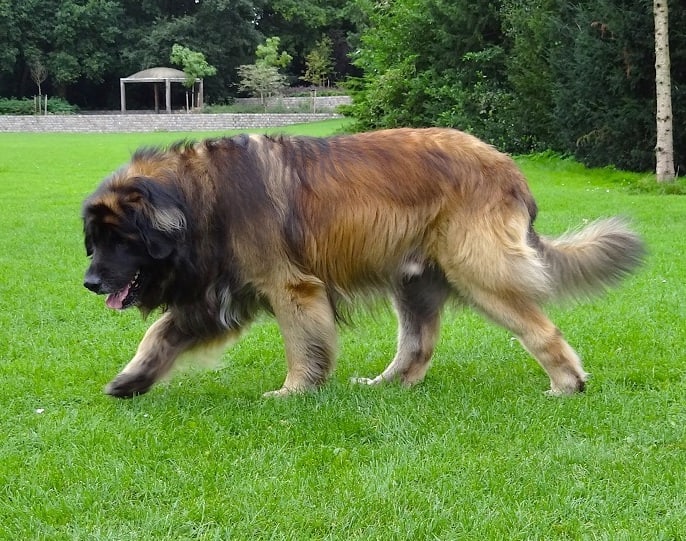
(121, 67, 189, 83)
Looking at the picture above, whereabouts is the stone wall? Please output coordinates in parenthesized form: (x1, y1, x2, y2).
(233, 95, 351, 111)
(0, 112, 343, 133)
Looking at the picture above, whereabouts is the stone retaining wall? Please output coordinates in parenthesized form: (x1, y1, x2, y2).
(234, 95, 351, 110)
(0, 112, 342, 133)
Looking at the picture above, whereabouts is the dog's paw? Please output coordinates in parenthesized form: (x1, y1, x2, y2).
(104, 372, 155, 398)
(350, 375, 385, 386)
(545, 374, 587, 397)
(262, 386, 310, 398)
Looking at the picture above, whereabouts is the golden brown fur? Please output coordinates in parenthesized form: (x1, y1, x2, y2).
(82, 128, 644, 398)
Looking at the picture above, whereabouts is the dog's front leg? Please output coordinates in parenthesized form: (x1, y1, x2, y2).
(263, 279, 337, 397)
(104, 312, 194, 398)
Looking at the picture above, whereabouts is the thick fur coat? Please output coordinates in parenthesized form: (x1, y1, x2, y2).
(82, 128, 644, 398)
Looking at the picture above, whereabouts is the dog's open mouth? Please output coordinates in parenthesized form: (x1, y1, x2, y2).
(106, 270, 141, 310)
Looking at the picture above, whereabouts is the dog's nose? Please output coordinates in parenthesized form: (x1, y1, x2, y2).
(83, 273, 102, 293)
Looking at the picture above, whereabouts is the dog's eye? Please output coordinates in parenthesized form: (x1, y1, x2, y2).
(104, 229, 127, 246)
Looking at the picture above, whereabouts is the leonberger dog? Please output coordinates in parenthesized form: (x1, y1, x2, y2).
(82, 128, 644, 398)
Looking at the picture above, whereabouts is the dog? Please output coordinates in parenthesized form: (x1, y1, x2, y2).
(82, 128, 644, 398)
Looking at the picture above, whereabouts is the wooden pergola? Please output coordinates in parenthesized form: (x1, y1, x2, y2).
(120, 67, 204, 113)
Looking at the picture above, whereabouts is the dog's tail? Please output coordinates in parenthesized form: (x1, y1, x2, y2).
(534, 217, 645, 301)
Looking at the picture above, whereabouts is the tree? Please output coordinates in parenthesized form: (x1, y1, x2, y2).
(549, 0, 659, 171)
(0, 0, 19, 75)
(237, 64, 288, 110)
(500, 0, 559, 151)
(346, 0, 686, 172)
(170, 44, 217, 87)
(0, 0, 122, 100)
(300, 36, 334, 112)
(256, 0, 362, 83)
(255, 36, 292, 70)
(654, 0, 675, 182)
(348, 0, 514, 147)
(170, 44, 217, 110)
(47, 0, 123, 96)
(29, 57, 47, 97)
(237, 36, 292, 110)
(302, 36, 334, 87)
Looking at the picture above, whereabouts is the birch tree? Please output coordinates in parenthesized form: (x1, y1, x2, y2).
(654, 0, 675, 182)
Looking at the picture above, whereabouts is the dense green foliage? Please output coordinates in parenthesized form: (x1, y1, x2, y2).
(549, 0, 671, 172)
(302, 36, 335, 87)
(170, 44, 217, 88)
(258, 0, 364, 82)
(0, 96, 78, 114)
(348, 0, 509, 142)
(1, 1, 684, 172)
(0, 127, 685, 538)
(0, 0, 359, 108)
(349, 0, 685, 173)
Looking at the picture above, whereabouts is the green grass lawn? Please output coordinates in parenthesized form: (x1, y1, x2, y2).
(0, 121, 684, 540)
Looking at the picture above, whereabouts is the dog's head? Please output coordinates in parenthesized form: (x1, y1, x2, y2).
(82, 166, 188, 312)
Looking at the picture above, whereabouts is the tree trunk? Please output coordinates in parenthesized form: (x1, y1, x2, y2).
(654, 0, 675, 182)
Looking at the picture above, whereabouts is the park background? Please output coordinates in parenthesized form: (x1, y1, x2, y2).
(1, 0, 685, 175)
(1, 0, 685, 538)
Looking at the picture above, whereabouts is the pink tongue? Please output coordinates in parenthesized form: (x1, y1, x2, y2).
(106, 284, 130, 310)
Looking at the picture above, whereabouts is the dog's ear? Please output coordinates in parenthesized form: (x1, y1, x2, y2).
(127, 178, 188, 260)
(82, 201, 115, 257)
(136, 216, 178, 259)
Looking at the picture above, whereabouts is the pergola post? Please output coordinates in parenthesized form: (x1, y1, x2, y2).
(165, 79, 171, 113)
(153, 83, 159, 114)
(120, 79, 126, 112)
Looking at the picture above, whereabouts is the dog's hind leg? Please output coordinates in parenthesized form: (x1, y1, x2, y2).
(353, 266, 450, 387)
(105, 312, 239, 398)
(465, 286, 587, 395)
(263, 278, 337, 397)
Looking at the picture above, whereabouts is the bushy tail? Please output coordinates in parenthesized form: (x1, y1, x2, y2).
(537, 217, 646, 300)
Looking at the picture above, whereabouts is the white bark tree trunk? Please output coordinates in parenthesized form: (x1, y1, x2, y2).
(654, 0, 675, 182)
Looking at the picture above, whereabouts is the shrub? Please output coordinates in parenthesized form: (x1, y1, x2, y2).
(0, 98, 36, 115)
(0, 97, 78, 115)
